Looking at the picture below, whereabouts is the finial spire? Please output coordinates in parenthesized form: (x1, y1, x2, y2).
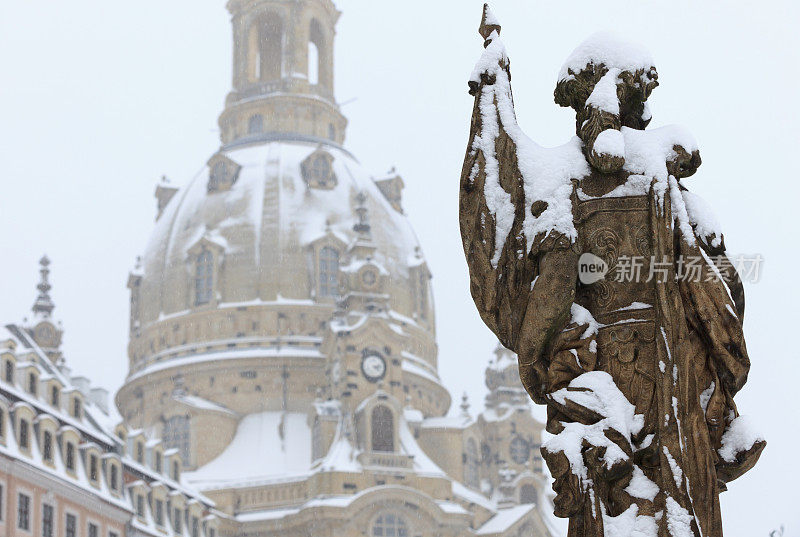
(32, 255, 55, 318)
(479, 4, 501, 40)
(460, 392, 471, 418)
(353, 191, 371, 236)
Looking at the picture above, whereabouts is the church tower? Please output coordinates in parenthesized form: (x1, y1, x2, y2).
(219, 0, 348, 146)
(116, 1, 555, 535)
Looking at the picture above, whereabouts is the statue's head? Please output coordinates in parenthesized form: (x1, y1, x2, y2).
(555, 33, 660, 172)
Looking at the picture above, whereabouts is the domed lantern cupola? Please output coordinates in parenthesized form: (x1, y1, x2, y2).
(220, 0, 348, 146)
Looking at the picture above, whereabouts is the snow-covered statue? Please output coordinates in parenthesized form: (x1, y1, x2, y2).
(460, 6, 765, 537)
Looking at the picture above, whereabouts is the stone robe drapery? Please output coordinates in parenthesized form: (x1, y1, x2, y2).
(459, 28, 764, 536)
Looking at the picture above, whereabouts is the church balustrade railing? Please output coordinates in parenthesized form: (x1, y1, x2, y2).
(357, 451, 414, 470)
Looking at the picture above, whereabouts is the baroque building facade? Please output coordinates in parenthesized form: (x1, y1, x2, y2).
(116, 1, 557, 536)
(0, 258, 218, 537)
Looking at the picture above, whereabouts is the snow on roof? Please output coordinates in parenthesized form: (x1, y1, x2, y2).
(400, 351, 441, 384)
(0, 413, 131, 512)
(140, 140, 426, 324)
(186, 411, 312, 489)
(487, 350, 517, 373)
(398, 417, 449, 477)
(316, 418, 361, 473)
(174, 394, 237, 416)
(476, 504, 536, 535)
(558, 32, 655, 81)
(126, 346, 324, 383)
(451, 479, 496, 511)
(421, 415, 473, 430)
(403, 407, 424, 423)
(236, 486, 465, 523)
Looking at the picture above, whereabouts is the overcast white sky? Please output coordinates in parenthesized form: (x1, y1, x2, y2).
(1, 1, 798, 535)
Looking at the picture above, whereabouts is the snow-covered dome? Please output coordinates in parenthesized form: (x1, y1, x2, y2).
(123, 137, 436, 382)
(137, 139, 426, 325)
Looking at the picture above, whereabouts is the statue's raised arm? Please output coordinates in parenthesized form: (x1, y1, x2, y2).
(460, 5, 586, 404)
(459, 6, 764, 536)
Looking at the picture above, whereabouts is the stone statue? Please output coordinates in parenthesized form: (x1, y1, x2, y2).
(459, 6, 765, 536)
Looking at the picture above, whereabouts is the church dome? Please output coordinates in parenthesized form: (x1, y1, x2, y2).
(117, 0, 449, 473)
(125, 137, 437, 378)
(138, 139, 426, 326)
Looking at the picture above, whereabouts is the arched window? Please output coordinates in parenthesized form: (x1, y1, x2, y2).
(195, 250, 214, 306)
(255, 16, 284, 82)
(465, 438, 479, 488)
(43, 430, 53, 462)
(309, 19, 325, 88)
(520, 484, 537, 504)
(19, 419, 29, 449)
(371, 405, 394, 453)
(372, 513, 408, 537)
(308, 41, 319, 85)
(65, 441, 75, 470)
(163, 415, 191, 466)
(318, 247, 339, 297)
(248, 114, 263, 135)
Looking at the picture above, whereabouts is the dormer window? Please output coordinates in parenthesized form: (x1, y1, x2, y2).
(110, 464, 119, 491)
(301, 148, 336, 189)
(51, 386, 59, 407)
(4, 360, 13, 383)
(72, 397, 81, 419)
(248, 114, 263, 134)
(136, 441, 144, 464)
(65, 442, 75, 471)
(173, 508, 183, 532)
(18, 419, 29, 450)
(206, 153, 241, 193)
(194, 250, 214, 306)
(89, 453, 99, 482)
(43, 430, 53, 462)
(319, 247, 339, 297)
(28, 373, 37, 396)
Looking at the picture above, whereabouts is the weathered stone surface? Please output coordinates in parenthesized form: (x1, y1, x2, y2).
(460, 6, 764, 536)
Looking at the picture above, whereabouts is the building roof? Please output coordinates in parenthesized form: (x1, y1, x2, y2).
(137, 140, 426, 328)
(185, 411, 312, 490)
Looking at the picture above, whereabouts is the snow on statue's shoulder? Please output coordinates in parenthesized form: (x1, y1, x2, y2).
(558, 31, 655, 81)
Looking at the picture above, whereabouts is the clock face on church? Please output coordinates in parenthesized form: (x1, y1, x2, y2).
(361, 353, 386, 383)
